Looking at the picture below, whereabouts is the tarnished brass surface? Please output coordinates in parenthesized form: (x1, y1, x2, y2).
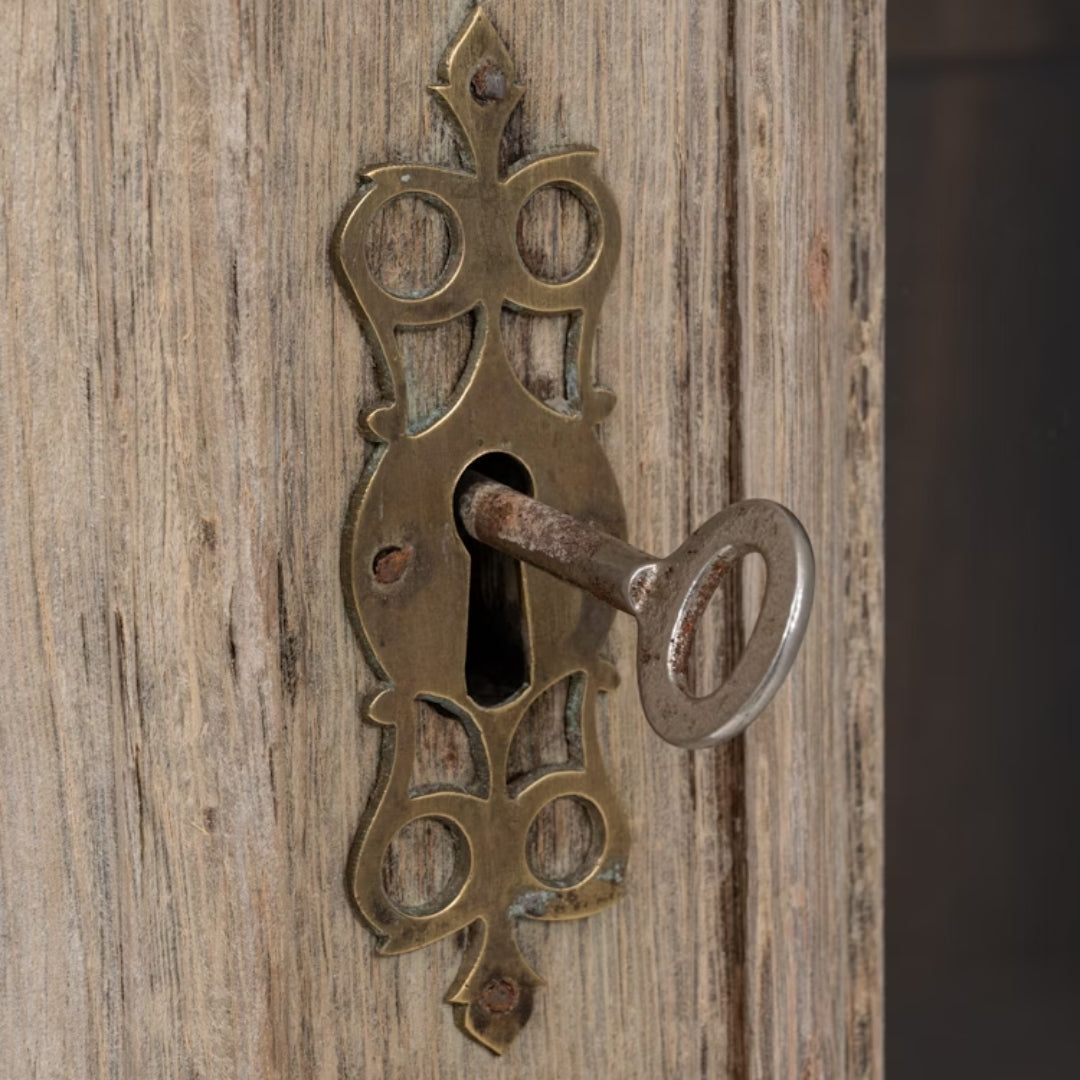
(334, 8, 628, 1053)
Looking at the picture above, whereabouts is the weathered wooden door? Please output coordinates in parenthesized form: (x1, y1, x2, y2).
(0, 2, 882, 1076)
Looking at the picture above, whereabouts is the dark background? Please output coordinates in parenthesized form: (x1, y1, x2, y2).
(887, 1, 1080, 1075)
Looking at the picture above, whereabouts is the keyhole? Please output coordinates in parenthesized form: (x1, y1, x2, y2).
(454, 453, 533, 706)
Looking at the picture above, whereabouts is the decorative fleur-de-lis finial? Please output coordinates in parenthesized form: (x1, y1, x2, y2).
(430, 7, 524, 178)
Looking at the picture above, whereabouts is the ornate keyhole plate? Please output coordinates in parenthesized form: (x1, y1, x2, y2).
(334, 8, 629, 1053)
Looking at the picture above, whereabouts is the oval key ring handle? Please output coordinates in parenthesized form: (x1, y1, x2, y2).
(631, 499, 815, 749)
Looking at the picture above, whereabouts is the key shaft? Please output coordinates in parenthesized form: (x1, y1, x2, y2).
(456, 469, 815, 748)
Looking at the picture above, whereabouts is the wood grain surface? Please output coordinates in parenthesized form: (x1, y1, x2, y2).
(0, 1, 882, 1077)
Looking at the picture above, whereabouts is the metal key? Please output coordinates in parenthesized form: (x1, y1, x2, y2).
(457, 471, 815, 749)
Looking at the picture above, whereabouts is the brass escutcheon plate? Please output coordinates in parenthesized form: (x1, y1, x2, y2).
(334, 7, 629, 1053)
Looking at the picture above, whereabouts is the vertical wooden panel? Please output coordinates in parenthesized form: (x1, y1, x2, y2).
(737, 0, 884, 1076)
(0, 1, 881, 1076)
